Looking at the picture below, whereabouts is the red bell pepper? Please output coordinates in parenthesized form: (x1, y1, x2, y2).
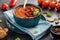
(9, 0, 17, 8)
(1, 3, 8, 11)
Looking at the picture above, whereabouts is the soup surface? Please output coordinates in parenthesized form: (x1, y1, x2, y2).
(14, 6, 40, 18)
(51, 27, 60, 34)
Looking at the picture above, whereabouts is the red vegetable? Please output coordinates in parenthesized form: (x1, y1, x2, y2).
(42, 1, 49, 8)
(56, 3, 60, 10)
(26, 9, 30, 12)
(25, 8, 33, 17)
(1, 3, 8, 11)
(30, 7, 34, 12)
(38, 0, 44, 5)
(25, 12, 32, 17)
(9, 0, 17, 8)
(25, 11, 32, 17)
(56, 0, 60, 3)
(49, 1, 56, 9)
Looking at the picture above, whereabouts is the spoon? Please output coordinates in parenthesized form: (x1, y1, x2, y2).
(23, 0, 27, 8)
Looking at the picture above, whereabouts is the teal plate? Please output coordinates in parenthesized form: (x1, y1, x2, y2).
(4, 10, 52, 40)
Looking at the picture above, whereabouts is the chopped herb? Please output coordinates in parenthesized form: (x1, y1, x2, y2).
(0, 20, 2, 23)
(43, 11, 52, 17)
(7, 22, 9, 25)
(58, 16, 60, 20)
(43, 11, 47, 14)
(46, 12, 52, 17)
(7, 22, 10, 26)
(15, 37, 21, 40)
(11, 26, 14, 29)
(33, 9, 39, 16)
(34, 29, 38, 34)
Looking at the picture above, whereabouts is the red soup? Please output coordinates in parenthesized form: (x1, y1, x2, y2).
(14, 6, 40, 19)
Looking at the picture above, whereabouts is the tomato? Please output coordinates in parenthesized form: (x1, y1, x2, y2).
(56, 0, 60, 3)
(9, 0, 17, 8)
(42, 1, 49, 8)
(25, 8, 33, 17)
(25, 8, 34, 15)
(26, 9, 30, 12)
(38, 0, 44, 5)
(25, 12, 32, 17)
(30, 7, 34, 12)
(49, 1, 56, 9)
(1, 3, 8, 11)
(56, 3, 60, 10)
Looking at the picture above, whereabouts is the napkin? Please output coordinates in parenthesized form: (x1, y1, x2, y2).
(3, 10, 51, 40)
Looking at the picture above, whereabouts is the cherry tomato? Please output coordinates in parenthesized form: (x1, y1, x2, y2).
(38, 0, 44, 5)
(56, 3, 60, 10)
(49, 1, 56, 9)
(42, 1, 49, 8)
(9, 0, 17, 8)
(56, 0, 60, 3)
(1, 3, 8, 11)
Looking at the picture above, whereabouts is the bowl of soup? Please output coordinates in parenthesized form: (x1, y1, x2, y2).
(13, 4, 42, 28)
(50, 25, 60, 39)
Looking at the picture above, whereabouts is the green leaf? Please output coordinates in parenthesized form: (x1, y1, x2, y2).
(15, 37, 21, 40)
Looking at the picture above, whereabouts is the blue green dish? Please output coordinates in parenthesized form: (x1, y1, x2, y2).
(13, 4, 42, 28)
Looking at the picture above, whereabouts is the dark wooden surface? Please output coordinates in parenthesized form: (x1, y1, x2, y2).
(0, 0, 52, 40)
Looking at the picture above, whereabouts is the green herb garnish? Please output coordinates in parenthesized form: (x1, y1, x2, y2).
(46, 12, 52, 17)
(33, 9, 39, 16)
(15, 37, 21, 40)
(43, 11, 47, 14)
(58, 16, 60, 20)
(0, 20, 2, 23)
(34, 29, 38, 34)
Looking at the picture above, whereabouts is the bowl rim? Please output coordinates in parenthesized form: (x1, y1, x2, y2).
(50, 25, 60, 35)
(13, 4, 42, 19)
